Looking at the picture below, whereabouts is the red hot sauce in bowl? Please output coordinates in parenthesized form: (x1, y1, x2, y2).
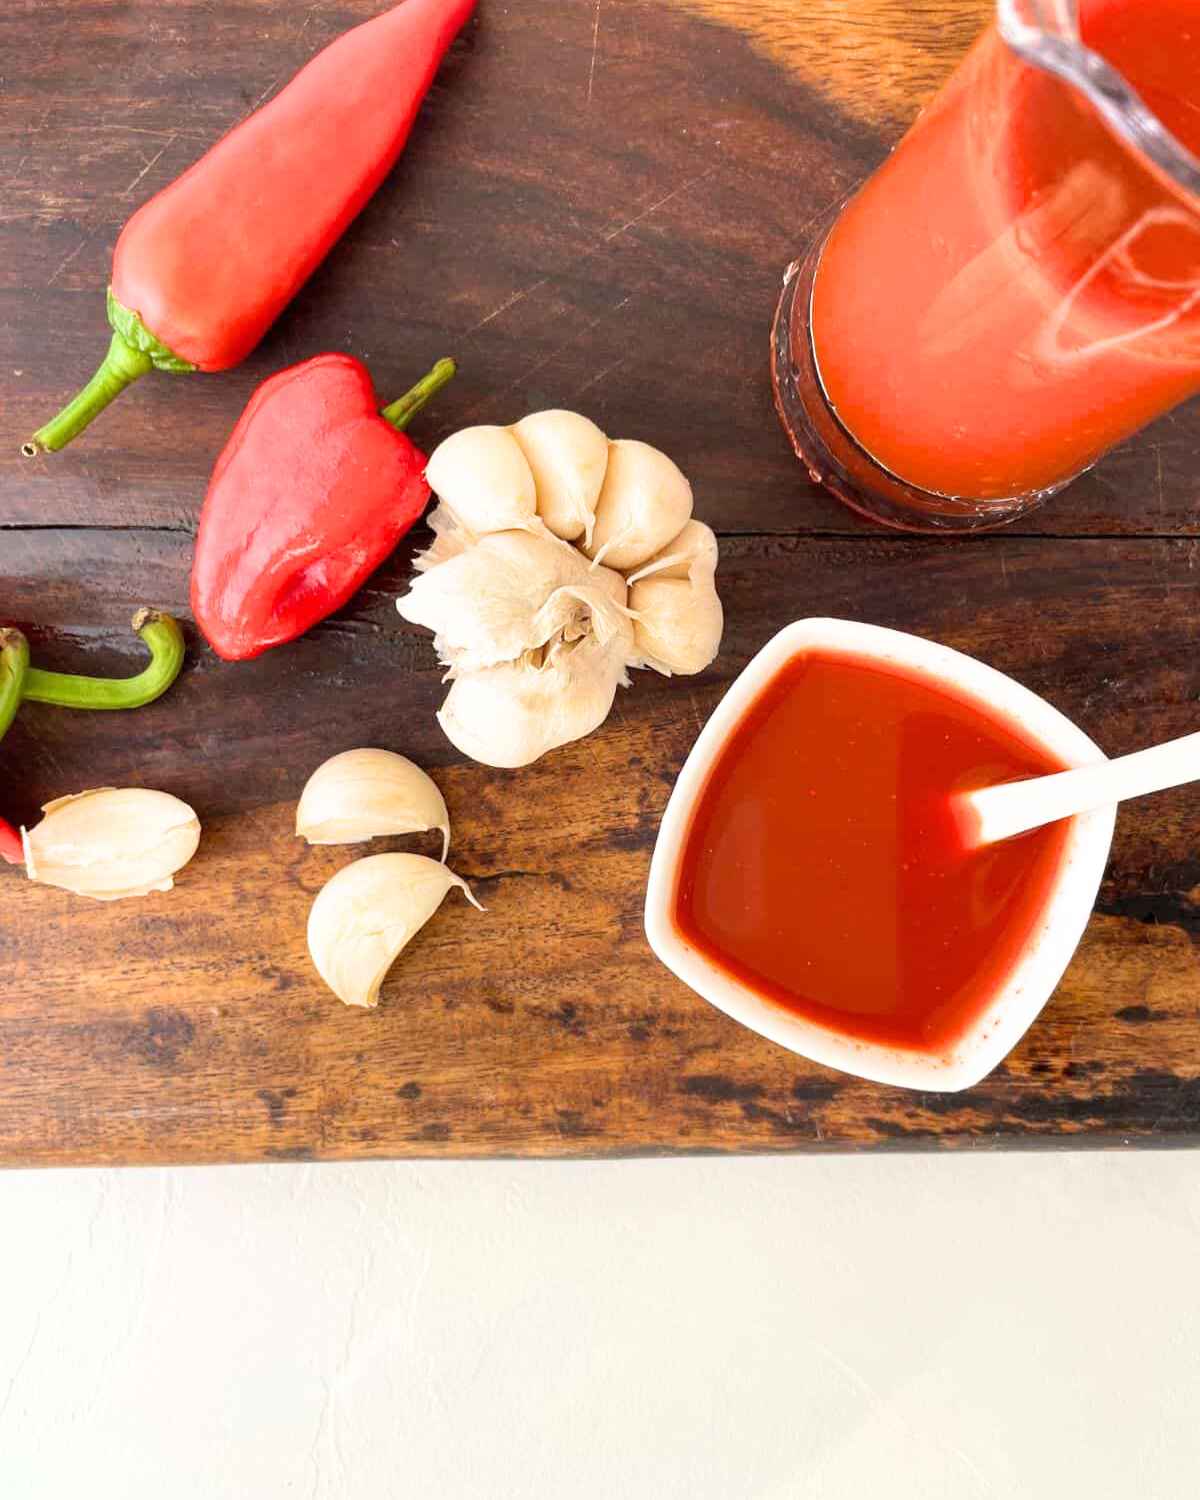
(674, 650, 1074, 1055)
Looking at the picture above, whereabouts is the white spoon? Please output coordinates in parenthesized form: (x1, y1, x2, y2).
(958, 729, 1200, 849)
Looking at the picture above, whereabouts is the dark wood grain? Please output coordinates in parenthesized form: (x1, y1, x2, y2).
(2, 530, 1200, 1164)
(4, 0, 1200, 536)
(2, 0, 1200, 1163)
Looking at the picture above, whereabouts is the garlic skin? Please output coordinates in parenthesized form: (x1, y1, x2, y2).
(591, 565, 629, 611)
(414, 504, 473, 573)
(438, 629, 630, 769)
(23, 787, 201, 902)
(583, 440, 694, 571)
(532, 576, 636, 653)
(510, 410, 609, 546)
(397, 530, 588, 673)
(307, 853, 481, 1008)
(629, 574, 724, 676)
(425, 426, 537, 537)
(296, 749, 450, 860)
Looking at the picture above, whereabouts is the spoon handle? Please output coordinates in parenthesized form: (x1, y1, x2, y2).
(962, 729, 1200, 847)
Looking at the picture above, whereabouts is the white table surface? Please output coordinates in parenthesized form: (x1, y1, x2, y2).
(2, 1152, 1198, 1497)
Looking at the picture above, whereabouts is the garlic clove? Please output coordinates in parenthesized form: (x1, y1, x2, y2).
(397, 529, 589, 674)
(425, 426, 538, 537)
(628, 574, 724, 677)
(22, 786, 201, 901)
(625, 519, 719, 585)
(510, 410, 609, 547)
(582, 439, 694, 572)
(307, 852, 482, 1009)
(437, 631, 629, 768)
(296, 749, 450, 860)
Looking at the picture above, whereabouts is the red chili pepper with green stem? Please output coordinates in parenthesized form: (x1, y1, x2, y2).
(0, 612, 185, 864)
(24, 0, 475, 456)
(191, 355, 454, 660)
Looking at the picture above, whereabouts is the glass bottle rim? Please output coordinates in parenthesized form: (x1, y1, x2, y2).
(998, 0, 1200, 206)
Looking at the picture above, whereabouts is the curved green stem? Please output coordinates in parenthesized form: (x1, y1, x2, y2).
(0, 628, 30, 743)
(23, 332, 153, 456)
(0, 630, 31, 864)
(380, 357, 456, 433)
(22, 609, 185, 710)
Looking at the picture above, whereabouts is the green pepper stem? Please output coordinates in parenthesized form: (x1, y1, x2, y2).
(0, 630, 31, 863)
(0, 628, 30, 743)
(22, 609, 185, 710)
(23, 332, 154, 456)
(379, 357, 457, 433)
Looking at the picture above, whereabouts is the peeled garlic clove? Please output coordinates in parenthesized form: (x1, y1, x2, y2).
(438, 632, 628, 768)
(23, 787, 201, 901)
(510, 410, 609, 546)
(307, 853, 481, 1009)
(397, 530, 588, 673)
(425, 426, 538, 537)
(629, 575, 724, 676)
(583, 439, 693, 572)
(295, 749, 450, 860)
(626, 520, 719, 585)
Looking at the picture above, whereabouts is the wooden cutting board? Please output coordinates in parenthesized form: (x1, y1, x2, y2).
(3, 0, 1199, 1165)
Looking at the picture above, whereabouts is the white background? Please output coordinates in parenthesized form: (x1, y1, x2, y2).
(2, 1152, 1198, 1497)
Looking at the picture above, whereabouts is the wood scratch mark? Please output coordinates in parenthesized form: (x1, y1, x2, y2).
(469, 296, 632, 416)
(1155, 444, 1165, 515)
(248, 73, 286, 114)
(121, 136, 175, 199)
(785, 188, 850, 254)
(46, 238, 88, 287)
(587, 0, 602, 105)
(604, 167, 718, 244)
(106, 124, 178, 139)
(467, 276, 550, 335)
(572, 355, 629, 400)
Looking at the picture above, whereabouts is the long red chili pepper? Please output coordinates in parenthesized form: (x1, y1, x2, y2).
(24, 0, 475, 456)
(0, 613, 186, 865)
(191, 355, 454, 661)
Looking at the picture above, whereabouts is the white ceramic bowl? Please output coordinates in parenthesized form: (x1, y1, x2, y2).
(644, 619, 1116, 1091)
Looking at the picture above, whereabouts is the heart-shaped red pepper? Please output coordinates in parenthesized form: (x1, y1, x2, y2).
(191, 353, 453, 661)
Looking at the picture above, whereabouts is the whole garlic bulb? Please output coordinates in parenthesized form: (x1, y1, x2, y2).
(307, 852, 481, 1008)
(404, 412, 723, 767)
(23, 787, 201, 901)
